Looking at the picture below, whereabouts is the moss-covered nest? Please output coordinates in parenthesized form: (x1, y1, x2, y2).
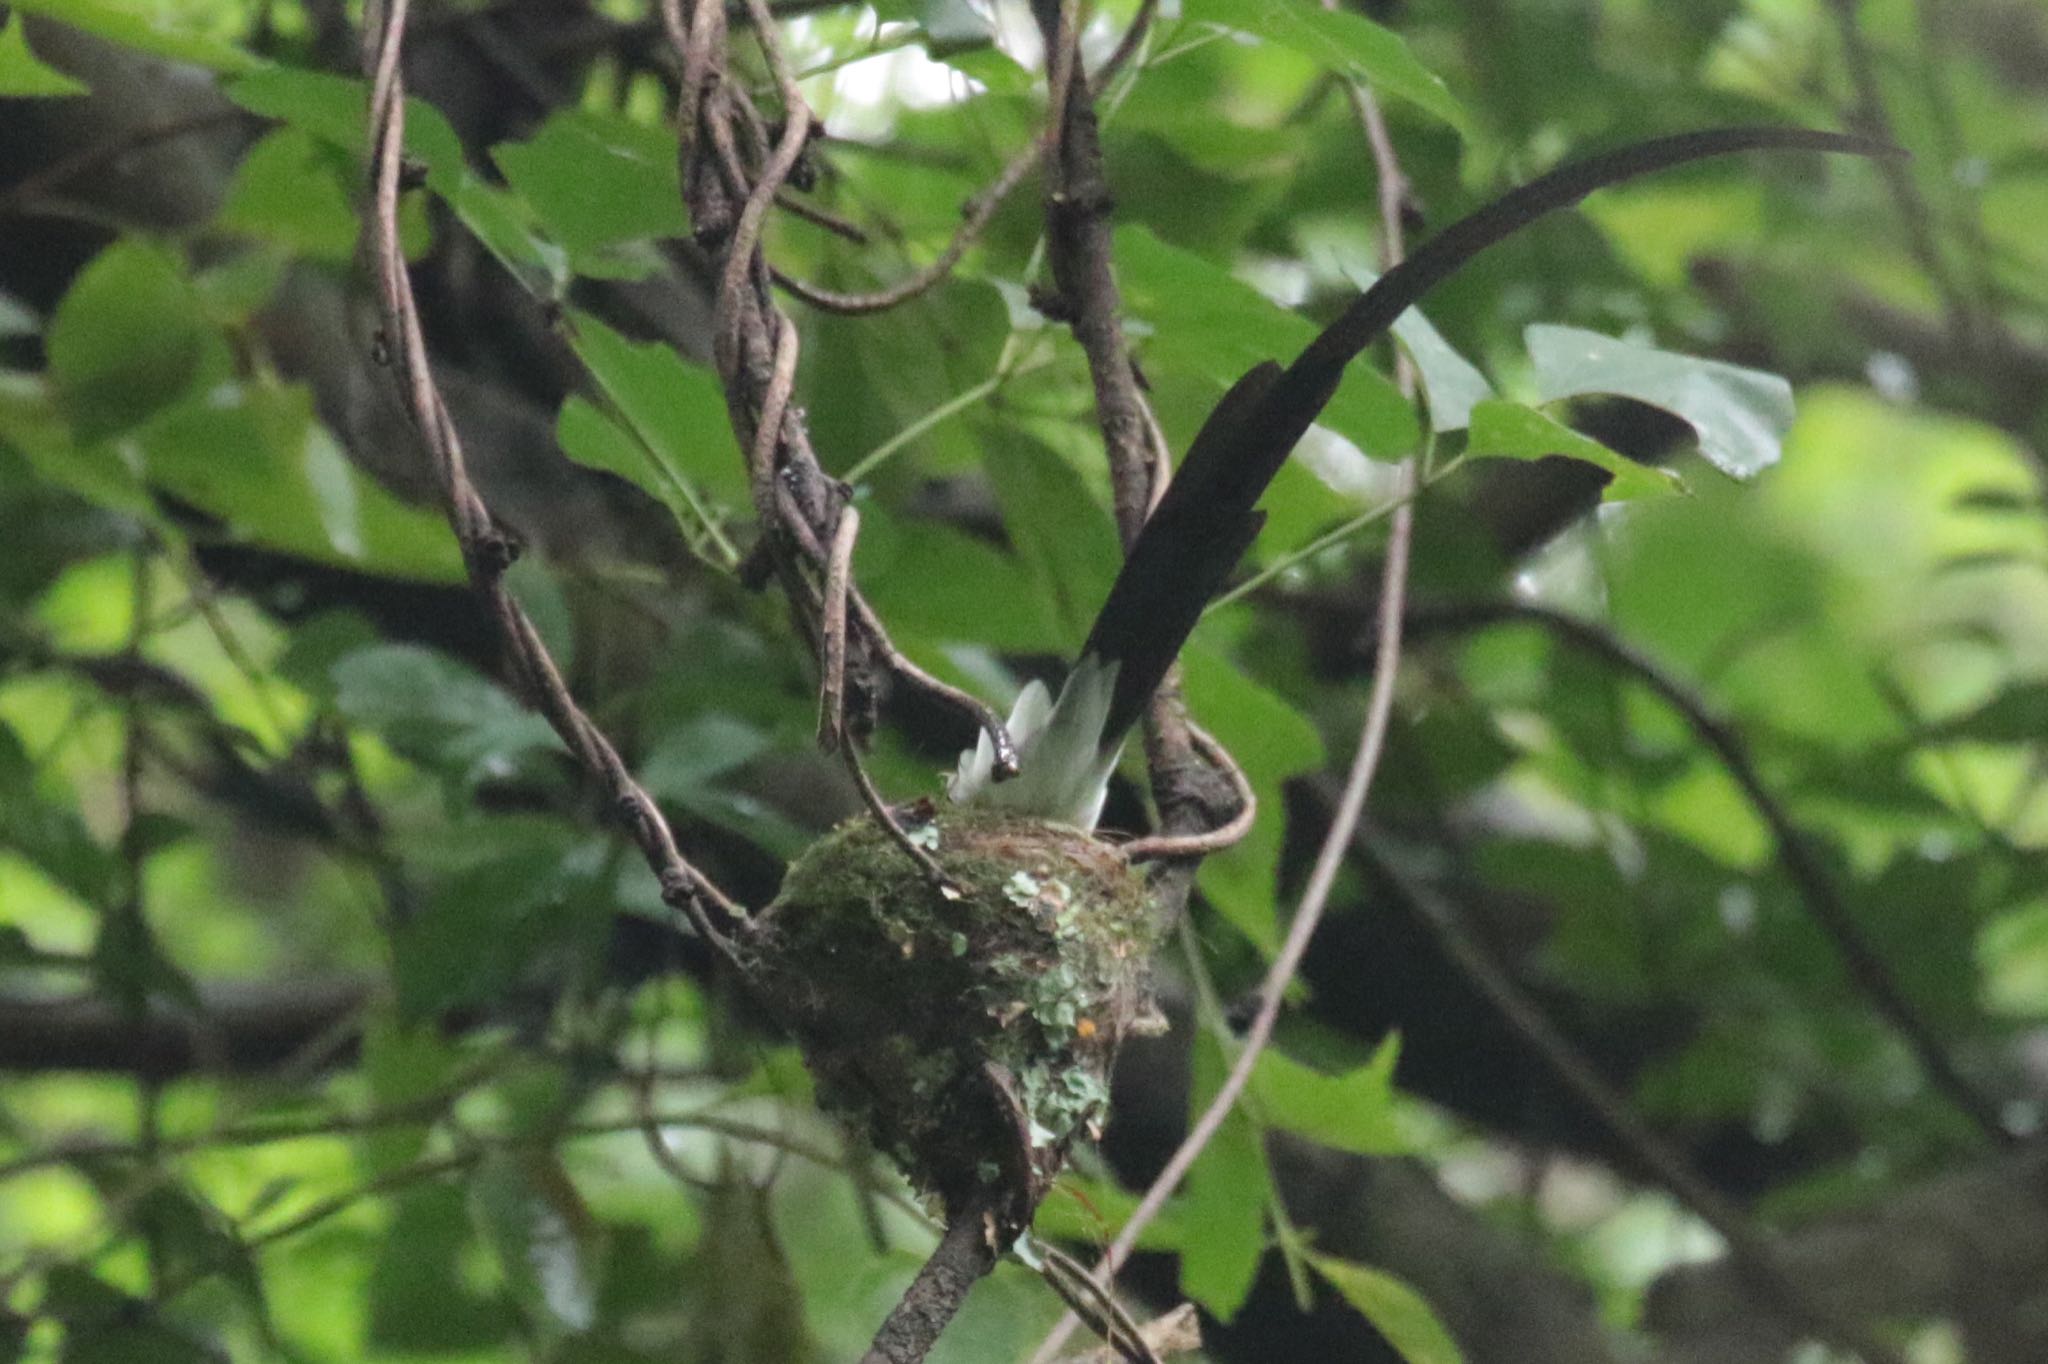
(743, 807, 1161, 1229)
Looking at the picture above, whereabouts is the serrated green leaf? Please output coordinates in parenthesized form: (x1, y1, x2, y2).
(1465, 399, 1682, 501)
(1183, 0, 1470, 134)
(1249, 1037, 1408, 1156)
(1526, 324, 1794, 479)
(1311, 1255, 1463, 1364)
(0, 14, 88, 96)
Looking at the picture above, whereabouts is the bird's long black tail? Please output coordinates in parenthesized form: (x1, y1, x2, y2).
(1077, 126, 1896, 750)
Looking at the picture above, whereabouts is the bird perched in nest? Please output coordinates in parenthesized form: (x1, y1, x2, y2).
(946, 126, 1895, 832)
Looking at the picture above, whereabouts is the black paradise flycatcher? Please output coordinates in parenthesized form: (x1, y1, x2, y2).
(947, 127, 1896, 828)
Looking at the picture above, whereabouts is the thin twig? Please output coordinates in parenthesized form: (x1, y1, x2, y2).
(1826, 0, 1981, 352)
(777, 190, 872, 242)
(840, 742, 958, 891)
(1031, 74, 1423, 1364)
(1095, 0, 1162, 88)
(860, 1192, 1003, 1364)
(669, 0, 1020, 785)
(774, 139, 1042, 315)
(1120, 723, 1255, 860)
(1402, 600, 2011, 1147)
(361, 0, 748, 957)
(1356, 831, 1912, 1364)
(818, 504, 860, 749)
(1028, 0, 1252, 871)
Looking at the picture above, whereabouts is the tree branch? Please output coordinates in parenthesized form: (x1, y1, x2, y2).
(360, 0, 749, 962)
(859, 1193, 1003, 1364)
(1403, 599, 2011, 1147)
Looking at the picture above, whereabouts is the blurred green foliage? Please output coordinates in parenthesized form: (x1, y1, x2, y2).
(1, 0, 2045, 1362)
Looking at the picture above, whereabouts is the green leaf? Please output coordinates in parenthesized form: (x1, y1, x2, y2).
(1182, 634, 1325, 950)
(1180, 1030, 1272, 1321)
(980, 429, 1123, 654)
(1117, 226, 1419, 462)
(567, 312, 749, 506)
(1248, 1037, 1408, 1156)
(1031, 1174, 1186, 1252)
(1182, 0, 1470, 134)
(640, 714, 773, 797)
(1526, 324, 1795, 479)
(0, 14, 88, 96)
(918, 0, 994, 55)
(1311, 1255, 1464, 1364)
(556, 395, 713, 552)
(135, 383, 464, 581)
(47, 242, 230, 443)
(367, 1184, 511, 1350)
(1978, 901, 2048, 1019)
(217, 127, 361, 262)
(331, 643, 563, 784)
(360, 1015, 461, 1172)
(392, 818, 585, 1020)
(8, 0, 256, 73)
(641, 715, 809, 857)
(1344, 275, 1492, 433)
(1920, 682, 2048, 746)
(225, 67, 464, 186)
(1465, 399, 1682, 501)
(0, 724, 118, 907)
(856, 505, 1066, 653)
(492, 110, 685, 272)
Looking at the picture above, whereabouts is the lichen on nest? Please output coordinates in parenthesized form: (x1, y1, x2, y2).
(742, 806, 1161, 1229)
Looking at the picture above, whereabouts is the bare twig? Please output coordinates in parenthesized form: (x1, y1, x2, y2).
(1403, 599, 2010, 1146)
(1356, 831, 1913, 1364)
(776, 189, 871, 243)
(859, 1193, 1003, 1364)
(774, 139, 1041, 315)
(1055, 1303, 1201, 1364)
(361, 0, 747, 956)
(1826, 0, 1983, 352)
(1027, 0, 1251, 869)
(839, 742, 957, 891)
(1095, 0, 1162, 88)
(666, 0, 1019, 783)
(1034, 1, 1158, 549)
(1031, 78, 1424, 1363)
(1119, 723, 1255, 860)
(818, 505, 860, 749)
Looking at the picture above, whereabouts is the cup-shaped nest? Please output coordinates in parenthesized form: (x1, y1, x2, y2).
(744, 808, 1160, 1230)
